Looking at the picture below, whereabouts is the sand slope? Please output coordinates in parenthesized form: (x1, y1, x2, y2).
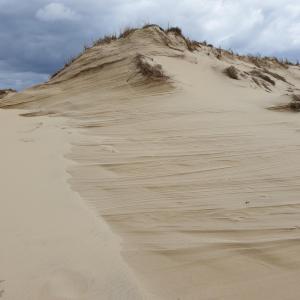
(1, 26, 300, 299)
(0, 110, 151, 300)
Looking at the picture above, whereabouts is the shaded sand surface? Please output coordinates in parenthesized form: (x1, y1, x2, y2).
(68, 56, 300, 299)
(1, 26, 300, 299)
(0, 110, 151, 300)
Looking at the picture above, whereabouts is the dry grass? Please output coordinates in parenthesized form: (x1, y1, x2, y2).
(250, 70, 275, 86)
(119, 27, 138, 39)
(243, 55, 293, 69)
(166, 27, 183, 35)
(289, 101, 300, 111)
(50, 26, 137, 79)
(224, 66, 239, 80)
(135, 54, 168, 80)
(50, 56, 79, 79)
(93, 34, 117, 46)
(49, 24, 298, 80)
(252, 77, 261, 86)
(263, 68, 287, 83)
(142, 23, 164, 32)
(0, 89, 17, 99)
(269, 94, 300, 112)
(247, 55, 265, 68)
(184, 38, 201, 51)
(0, 89, 16, 95)
(166, 27, 199, 51)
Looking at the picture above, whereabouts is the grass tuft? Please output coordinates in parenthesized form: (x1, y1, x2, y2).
(49, 24, 299, 80)
(166, 27, 183, 35)
(93, 34, 117, 46)
(250, 70, 275, 86)
(166, 26, 199, 51)
(269, 94, 300, 112)
(119, 27, 138, 39)
(0, 89, 16, 99)
(224, 66, 239, 80)
(135, 54, 168, 80)
(263, 68, 287, 83)
(142, 23, 164, 31)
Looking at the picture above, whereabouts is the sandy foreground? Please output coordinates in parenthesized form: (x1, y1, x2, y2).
(0, 110, 151, 300)
(1, 26, 300, 299)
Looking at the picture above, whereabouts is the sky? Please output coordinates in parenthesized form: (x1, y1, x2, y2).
(1, 0, 300, 90)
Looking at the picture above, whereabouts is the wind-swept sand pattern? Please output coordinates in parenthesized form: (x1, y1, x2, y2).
(0, 110, 151, 300)
(1, 26, 300, 299)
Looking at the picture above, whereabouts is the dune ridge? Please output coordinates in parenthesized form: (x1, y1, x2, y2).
(1, 25, 300, 299)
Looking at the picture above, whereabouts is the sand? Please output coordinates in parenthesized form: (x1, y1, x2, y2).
(0, 110, 150, 299)
(1, 25, 300, 299)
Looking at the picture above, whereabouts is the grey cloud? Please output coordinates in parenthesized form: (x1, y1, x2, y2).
(1, 0, 300, 90)
(36, 2, 80, 21)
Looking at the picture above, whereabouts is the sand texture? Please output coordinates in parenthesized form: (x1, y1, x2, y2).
(1, 26, 300, 299)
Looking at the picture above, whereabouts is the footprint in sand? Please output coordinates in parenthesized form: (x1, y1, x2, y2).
(39, 270, 89, 300)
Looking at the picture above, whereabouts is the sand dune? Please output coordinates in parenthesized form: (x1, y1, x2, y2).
(1, 25, 300, 299)
(0, 110, 151, 300)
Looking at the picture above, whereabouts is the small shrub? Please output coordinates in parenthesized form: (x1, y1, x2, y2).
(224, 66, 239, 80)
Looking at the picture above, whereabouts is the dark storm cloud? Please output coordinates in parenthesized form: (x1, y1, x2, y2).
(1, 0, 300, 90)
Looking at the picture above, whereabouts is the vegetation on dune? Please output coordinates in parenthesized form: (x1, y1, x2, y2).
(166, 26, 183, 35)
(49, 24, 299, 80)
(135, 54, 168, 81)
(0, 89, 17, 99)
(224, 66, 239, 80)
(142, 23, 164, 32)
(93, 34, 117, 46)
(250, 70, 276, 86)
(269, 94, 300, 112)
(119, 27, 138, 39)
(262, 68, 287, 83)
(290, 94, 300, 111)
(165, 26, 200, 51)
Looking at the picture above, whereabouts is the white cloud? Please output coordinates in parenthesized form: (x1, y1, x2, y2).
(67, 0, 300, 56)
(2, 0, 300, 90)
(36, 2, 80, 22)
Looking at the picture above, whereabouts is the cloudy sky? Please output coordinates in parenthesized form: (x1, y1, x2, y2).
(1, 0, 300, 90)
